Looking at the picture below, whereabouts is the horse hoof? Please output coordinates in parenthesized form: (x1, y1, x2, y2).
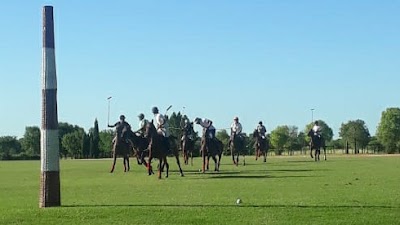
(180, 174, 184, 177)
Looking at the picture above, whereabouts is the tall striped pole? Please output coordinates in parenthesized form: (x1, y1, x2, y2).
(40, 5, 61, 208)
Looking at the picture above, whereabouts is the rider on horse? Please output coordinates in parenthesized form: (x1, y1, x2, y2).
(194, 118, 216, 139)
(181, 117, 194, 137)
(230, 116, 243, 141)
(180, 118, 194, 146)
(257, 121, 267, 139)
(108, 115, 133, 150)
(312, 121, 322, 138)
(310, 120, 322, 146)
(152, 106, 171, 153)
(135, 113, 149, 137)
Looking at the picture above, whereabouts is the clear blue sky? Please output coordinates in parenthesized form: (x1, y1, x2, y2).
(0, 1, 399, 138)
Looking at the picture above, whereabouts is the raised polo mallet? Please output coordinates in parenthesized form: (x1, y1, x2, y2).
(107, 96, 112, 126)
(165, 105, 172, 114)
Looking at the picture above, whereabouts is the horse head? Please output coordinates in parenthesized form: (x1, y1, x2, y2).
(144, 120, 157, 139)
(307, 129, 313, 137)
(252, 129, 259, 138)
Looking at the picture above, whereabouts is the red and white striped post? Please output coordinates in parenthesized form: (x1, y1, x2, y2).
(40, 5, 61, 208)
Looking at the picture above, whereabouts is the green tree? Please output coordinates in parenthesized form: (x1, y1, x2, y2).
(0, 136, 21, 159)
(286, 126, 303, 153)
(270, 125, 289, 155)
(82, 133, 90, 158)
(297, 131, 307, 151)
(167, 112, 183, 138)
(20, 126, 41, 156)
(99, 129, 114, 158)
(62, 130, 84, 159)
(329, 138, 344, 149)
(376, 108, 400, 153)
(368, 136, 384, 153)
(59, 122, 84, 158)
(89, 119, 100, 158)
(339, 119, 370, 153)
(216, 129, 230, 154)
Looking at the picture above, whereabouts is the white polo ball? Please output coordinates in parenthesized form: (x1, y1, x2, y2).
(236, 198, 242, 204)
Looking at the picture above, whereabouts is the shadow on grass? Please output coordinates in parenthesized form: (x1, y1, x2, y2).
(63, 203, 399, 209)
(206, 175, 314, 179)
(285, 160, 332, 163)
(162, 168, 321, 179)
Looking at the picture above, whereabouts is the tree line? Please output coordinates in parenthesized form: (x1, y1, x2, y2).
(1, 107, 400, 160)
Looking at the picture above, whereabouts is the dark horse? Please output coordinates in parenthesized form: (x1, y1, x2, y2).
(181, 128, 195, 166)
(307, 129, 327, 161)
(253, 129, 269, 162)
(129, 132, 150, 168)
(144, 121, 184, 179)
(230, 133, 246, 166)
(110, 131, 132, 173)
(200, 129, 223, 173)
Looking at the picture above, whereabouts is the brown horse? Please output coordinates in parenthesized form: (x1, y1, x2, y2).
(144, 121, 184, 179)
(200, 129, 223, 173)
(253, 129, 269, 162)
(181, 133, 195, 166)
(110, 132, 132, 173)
(230, 133, 246, 166)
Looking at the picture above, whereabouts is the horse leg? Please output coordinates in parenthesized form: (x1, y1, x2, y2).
(190, 150, 193, 166)
(231, 149, 237, 166)
(183, 151, 188, 165)
(212, 155, 218, 172)
(206, 154, 211, 171)
(147, 157, 153, 176)
(310, 146, 314, 158)
(174, 152, 184, 177)
(135, 151, 141, 165)
(318, 149, 321, 161)
(110, 150, 117, 173)
(218, 152, 222, 170)
(182, 142, 187, 165)
(165, 159, 169, 178)
(126, 156, 130, 171)
(158, 158, 162, 179)
(243, 154, 246, 166)
(263, 150, 267, 163)
(324, 146, 327, 161)
(123, 157, 127, 172)
(255, 148, 258, 161)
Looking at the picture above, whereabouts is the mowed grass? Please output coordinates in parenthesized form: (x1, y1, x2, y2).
(0, 155, 399, 225)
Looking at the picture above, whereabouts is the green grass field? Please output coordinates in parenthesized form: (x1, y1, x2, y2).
(1, 155, 399, 225)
